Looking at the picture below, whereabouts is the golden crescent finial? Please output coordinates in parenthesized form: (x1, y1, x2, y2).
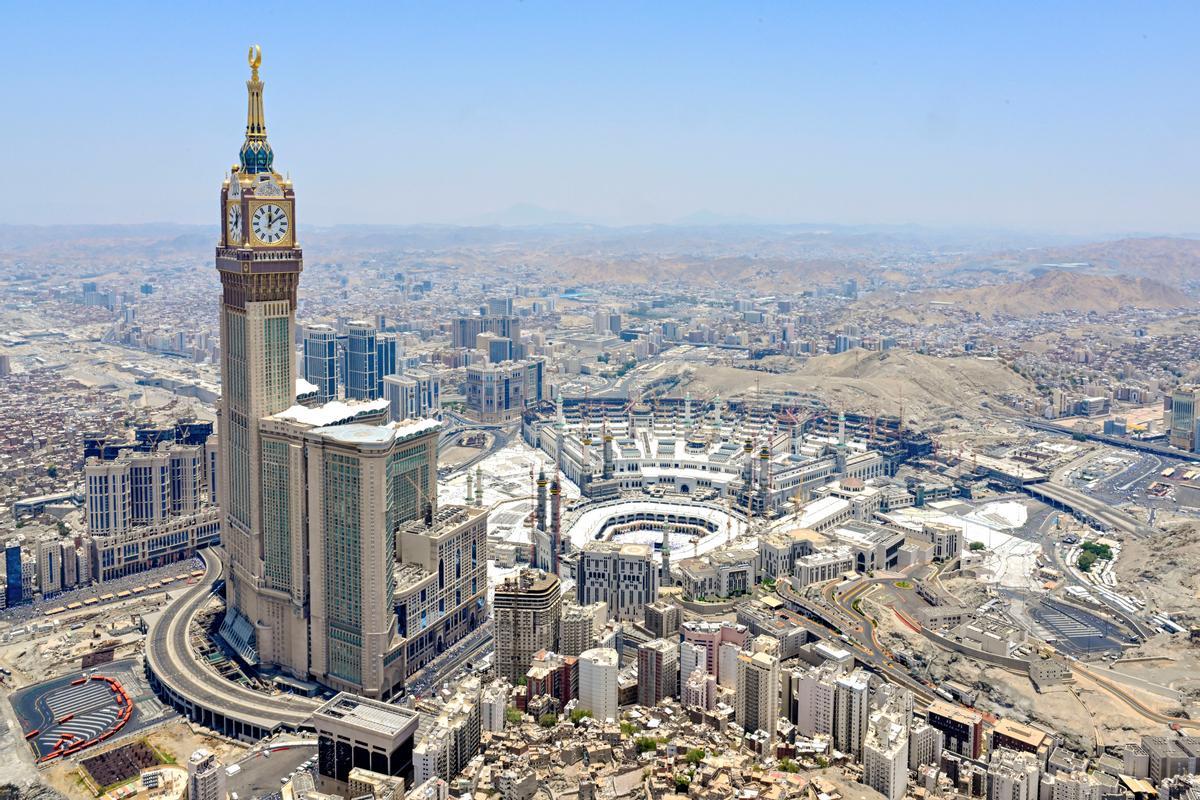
(248, 44, 262, 70)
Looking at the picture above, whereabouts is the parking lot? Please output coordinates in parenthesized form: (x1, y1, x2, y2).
(226, 743, 317, 800)
(1029, 598, 1128, 656)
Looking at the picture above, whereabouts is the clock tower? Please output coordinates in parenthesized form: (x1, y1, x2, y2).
(215, 45, 305, 670)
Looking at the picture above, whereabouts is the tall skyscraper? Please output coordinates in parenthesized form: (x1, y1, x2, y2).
(215, 49, 466, 699)
(6, 539, 25, 607)
(217, 46, 304, 663)
(303, 324, 339, 404)
(1169, 385, 1200, 452)
(345, 320, 379, 400)
(376, 332, 399, 396)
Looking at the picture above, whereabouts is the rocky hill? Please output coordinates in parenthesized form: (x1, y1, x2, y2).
(926, 272, 1193, 317)
(686, 350, 1034, 424)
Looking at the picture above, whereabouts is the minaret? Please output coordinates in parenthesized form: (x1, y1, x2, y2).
(684, 392, 693, 430)
(660, 527, 672, 587)
(465, 472, 474, 506)
(758, 443, 771, 498)
(475, 466, 483, 506)
(836, 411, 848, 473)
(217, 45, 303, 656)
(550, 473, 562, 575)
(741, 438, 755, 484)
(602, 423, 614, 481)
(536, 468, 548, 531)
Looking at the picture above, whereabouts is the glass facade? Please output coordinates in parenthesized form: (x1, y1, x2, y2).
(303, 325, 338, 404)
(261, 438, 293, 593)
(324, 452, 363, 684)
(346, 323, 378, 401)
(224, 310, 252, 528)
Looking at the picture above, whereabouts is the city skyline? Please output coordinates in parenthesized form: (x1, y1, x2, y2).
(3, 8, 1200, 800)
(2, 1, 1198, 233)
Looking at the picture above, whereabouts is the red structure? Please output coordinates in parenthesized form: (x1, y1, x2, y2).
(35, 674, 133, 764)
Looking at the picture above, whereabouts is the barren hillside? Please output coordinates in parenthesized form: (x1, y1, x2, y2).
(1118, 523, 1200, 626)
(925, 272, 1193, 317)
(686, 350, 1034, 423)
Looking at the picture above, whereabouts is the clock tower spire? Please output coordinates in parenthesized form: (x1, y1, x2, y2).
(240, 44, 273, 174)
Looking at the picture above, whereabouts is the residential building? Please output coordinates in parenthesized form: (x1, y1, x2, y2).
(636, 638, 678, 708)
(680, 620, 748, 683)
(558, 600, 606, 657)
(987, 748, 1041, 800)
(643, 599, 681, 639)
(578, 647, 619, 722)
(834, 669, 871, 759)
(734, 649, 780, 742)
(187, 749, 227, 800)
(864, 710, 909, 800)
(926, 699, 984, 759)
(384, 368, 442, 422)
(493, 569, 561, 681)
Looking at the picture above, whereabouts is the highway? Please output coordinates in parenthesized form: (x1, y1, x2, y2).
(774, 578, 938, 706)
(1022, 481, 1156, 538)
(1067, 661, 1200, 733)
(144, 548, 320, 739)
(1018, 418, 1189, 462)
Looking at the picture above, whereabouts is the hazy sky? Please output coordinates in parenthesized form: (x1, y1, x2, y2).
(3, 1, 1197, 233)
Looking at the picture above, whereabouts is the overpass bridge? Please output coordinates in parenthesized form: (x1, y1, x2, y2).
(144, 548, 320, 740)
(1022, 482, 1156, 538)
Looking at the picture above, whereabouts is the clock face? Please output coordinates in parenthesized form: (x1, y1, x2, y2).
(227, 205, 242, 244)
(252, 203, 290, 244)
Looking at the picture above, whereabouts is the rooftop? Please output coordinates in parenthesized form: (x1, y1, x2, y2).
(272, 398, 390, 428)
(310, 692, 421, 741)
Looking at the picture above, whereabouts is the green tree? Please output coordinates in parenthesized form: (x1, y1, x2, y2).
(685, 748, 705, 765)
(538, 713, 558, 728)
(570, 708, 593, 724)
(505, 707, 523, 725)
(635, 736, 659, 753)
(674, 775, 691, 792)
(46, 464, 58, 479)
(778, 758, 800, 773)
(620, 721, 637, 738)
(969, 541, 986, 551)
(1077, 550, 1097, 572)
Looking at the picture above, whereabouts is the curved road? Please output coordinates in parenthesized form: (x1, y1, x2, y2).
(774, 577, 937, 705)
(144, 548, 319, 738)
